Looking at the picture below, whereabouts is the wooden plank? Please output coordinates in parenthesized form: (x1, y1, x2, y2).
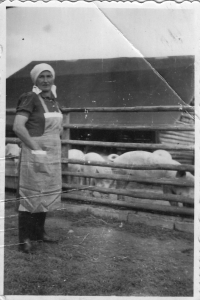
(61, 139, 194, 151)
(60, 106, 194, 113)
(169, 152, 194, 158)
(159, 139, 194, 147)
(160, 131, 194, 138)
(62, 193, 194, 217)
(63, 124, 194, 131)
(62, 183, 194, 205)
(62, 159, 194, 173)
(159, 133, 194, 143)
(160, 138, 194, 146)
(62, 171, 194, 187)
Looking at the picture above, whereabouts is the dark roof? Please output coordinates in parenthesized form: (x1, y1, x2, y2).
(9, 55, 194, 78)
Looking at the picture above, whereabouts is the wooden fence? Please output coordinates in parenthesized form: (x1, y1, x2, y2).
(6, 105, 194, 218)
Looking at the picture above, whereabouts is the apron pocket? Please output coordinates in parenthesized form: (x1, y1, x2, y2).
(31, 151, 48, 173)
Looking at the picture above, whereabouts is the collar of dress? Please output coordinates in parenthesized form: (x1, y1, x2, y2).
(32, 85, 57, 98)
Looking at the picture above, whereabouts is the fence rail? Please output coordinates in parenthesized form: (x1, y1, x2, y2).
(6, 138, 20, 144)
(63, 124, 194, 131)
(62, 159, 194, 172)
(61, 105, 194, 113)
(62, 171, 193, 187)
(62, 193, 194, 217)
(7, 105, 195, 115)
(62, 183, 193, 205)
(62, 140, 194, 151)
(6, 137, 194, 152)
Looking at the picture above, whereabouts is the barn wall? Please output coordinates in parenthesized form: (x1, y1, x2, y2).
(159, 112, 194, 165)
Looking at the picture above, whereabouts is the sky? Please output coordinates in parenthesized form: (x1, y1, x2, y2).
(6, 4, 195, 77)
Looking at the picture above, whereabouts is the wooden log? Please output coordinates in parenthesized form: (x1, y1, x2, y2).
(6, 138, 21, 144)
(60, 105, 194, 113)
(61, 193, 194, 217)
(7, 106, 194, 116)
(63, 124, 194, 131)
(6, 109, 16, 115)
(160, 138, 194, 146)
(62, 183, 194, 205)
(61, 139, 194, 151)
(62, 171, 194, 187)
(6, 137, 195, 151)
(62, 159, 194, 173)
(157, 138, 194, 145)
(177, 161, 193, 165)
(5, 176, 18, 190)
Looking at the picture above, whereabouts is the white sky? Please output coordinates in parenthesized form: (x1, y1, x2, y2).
(6, 5, 195, 77)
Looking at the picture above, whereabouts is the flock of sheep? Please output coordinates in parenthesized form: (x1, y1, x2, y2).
(6, 144, 194, 207)
(65, 148, 194, 207)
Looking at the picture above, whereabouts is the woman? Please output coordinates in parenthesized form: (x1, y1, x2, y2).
(13, 63, 63, 254)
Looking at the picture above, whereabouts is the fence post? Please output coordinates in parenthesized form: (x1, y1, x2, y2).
(62, 112, 71, 172)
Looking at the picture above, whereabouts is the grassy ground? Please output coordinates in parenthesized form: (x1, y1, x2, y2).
(4, 192, 193, 296)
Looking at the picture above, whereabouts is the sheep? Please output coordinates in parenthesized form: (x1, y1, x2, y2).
(66, 149, 85, 185)
(84, 152, 113, 198)
(109, 150, 194, 207)
(6, 143, 21, 158)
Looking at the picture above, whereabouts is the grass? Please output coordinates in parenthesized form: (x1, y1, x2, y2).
(4, 194, 193, 296)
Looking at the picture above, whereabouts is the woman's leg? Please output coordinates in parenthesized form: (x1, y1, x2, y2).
(29, 213, 42, 241)
(24, 212, 58, 243)
(37, 212, 58, 243)
(18, 211, 33, 253)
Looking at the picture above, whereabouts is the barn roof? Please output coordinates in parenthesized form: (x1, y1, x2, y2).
(6, 56, 194, 128)
(9, 55, 194, 78)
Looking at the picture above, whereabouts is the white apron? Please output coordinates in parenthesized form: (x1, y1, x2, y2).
(18, 95, 63, 213)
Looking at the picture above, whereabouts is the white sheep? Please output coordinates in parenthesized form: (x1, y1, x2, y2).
(109, 150, 194, 207)
(84, 152, 113, 198)
(67, 149, 85, 185)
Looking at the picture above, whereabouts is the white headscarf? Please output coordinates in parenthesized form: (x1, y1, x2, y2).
(30, 63, 57, 98)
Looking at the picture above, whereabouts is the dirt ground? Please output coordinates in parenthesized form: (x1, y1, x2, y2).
(4, 192, 193, 296)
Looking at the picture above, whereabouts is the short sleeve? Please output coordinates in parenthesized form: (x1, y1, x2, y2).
(16, 92, 36, 115)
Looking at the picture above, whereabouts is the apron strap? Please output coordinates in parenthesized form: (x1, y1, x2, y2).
(38, 95, 49, 113)
(38, 95, 62, 114)
(56, 103, 62, 113)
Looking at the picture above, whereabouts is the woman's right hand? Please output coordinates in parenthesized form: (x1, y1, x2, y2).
(31, 142, 42, 151)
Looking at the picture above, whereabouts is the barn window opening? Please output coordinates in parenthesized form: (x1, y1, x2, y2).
(70, 129, 157, 154)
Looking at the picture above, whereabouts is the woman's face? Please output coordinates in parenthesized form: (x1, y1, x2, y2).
(35, 70, 54, 92)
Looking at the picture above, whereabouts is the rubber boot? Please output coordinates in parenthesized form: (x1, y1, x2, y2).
(31, 213, 45, 242)
(37, 212, 58, 243)
(28, 213, 40, 242)
(39, 212, 46, 236)
(18, 212, 33, 254)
